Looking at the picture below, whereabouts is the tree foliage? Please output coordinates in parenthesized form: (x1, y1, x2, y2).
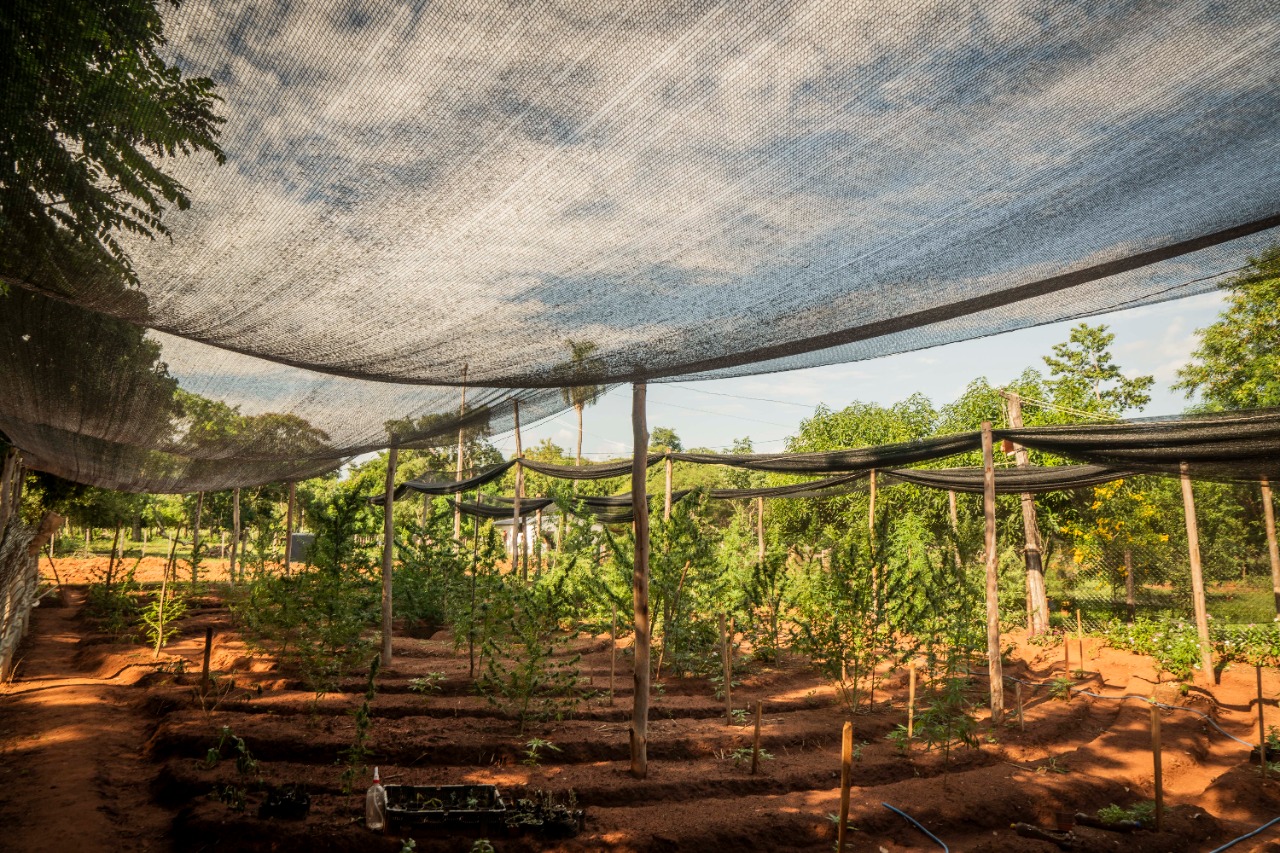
(1, 0, 225, 286)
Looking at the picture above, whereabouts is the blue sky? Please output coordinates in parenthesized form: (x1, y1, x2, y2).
(498, 290, 1224, 458)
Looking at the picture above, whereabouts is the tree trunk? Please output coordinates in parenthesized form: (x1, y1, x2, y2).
(1179, 462, 1215, 685)
(980, 422, 1003, 724)
(382, 447, 398, 666)
(630, 382, 651, 778)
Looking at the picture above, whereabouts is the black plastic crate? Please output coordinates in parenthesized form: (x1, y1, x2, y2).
(385, 784, 506, 828)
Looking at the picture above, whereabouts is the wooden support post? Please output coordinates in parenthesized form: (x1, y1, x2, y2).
(719, 612, 733, 725)
(105, 523, 122, 591)
(948, 489, 963, 570)
(1004, 391, 1049, 635)
(630, 382, 651, 779)
(200, 626, 214, 696)
(1259, 665, 1268, 782)
(454, 365, 468, 542)
(381, 447, 398, 667)
(1064, 636, 1070, 678)
(468, 523, 479, 678)
(153, 561, 169, 661)
(750, 700, 763, 774)
(664, 455, 673, 521)
(1263, 479, 1280, 620)
(907, 661, 917, 739)
(756, 496, 765, 566)
(534, 507, 543, 574)
(838, 721, 853, 851)
(980, 422, 1004, 723)
(192, 491, 204, 585)
(869, 468, 880, 616)
(1124, 548, 1136, 623)
(1151, 703, 1164, 831)
(283, 482, 295, 573)
(512, 399, 525, 581)
(230, 488, 241, 584)
(610, 602, 617, 705)
(1178, 462, 1215, 684)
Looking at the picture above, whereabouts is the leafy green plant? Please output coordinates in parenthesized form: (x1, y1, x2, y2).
(886, 724, 912, 755)
(1047, 677, 1074, 701)
(915, 677, 979, 772)
(408, 672, 446, 696)
(523, 737, 561, 767)
(339, 654, 381, 794)
(140, 583, 188, 658)
(477, 573, 582, 732)
(1096, 801, 1156, 827)
(470, 841, 495, 853)
(727, 745, 772, 767)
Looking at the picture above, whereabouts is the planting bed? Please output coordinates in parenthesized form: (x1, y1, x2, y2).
(5, 573, 1280, 851)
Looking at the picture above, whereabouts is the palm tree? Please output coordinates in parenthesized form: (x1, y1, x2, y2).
(559, 340, 606, 466)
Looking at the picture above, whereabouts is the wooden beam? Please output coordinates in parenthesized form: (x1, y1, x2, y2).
(1262, 478, 1280, 619)
(1178, 462, 1215, 684)
(980, 422, 1003, 724)
(630, 382, 651, 779)
(381, 447, 398, 666)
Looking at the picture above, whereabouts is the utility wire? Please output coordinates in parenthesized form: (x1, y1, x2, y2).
(661, 383, 818, 409)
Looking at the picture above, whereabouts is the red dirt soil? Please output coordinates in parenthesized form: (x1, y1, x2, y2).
(5, 563, 1280, 851)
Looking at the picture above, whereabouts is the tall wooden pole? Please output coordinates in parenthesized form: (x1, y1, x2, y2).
(838, 721, 853, 850)
(191, 491, 204, 585)
(512, 399, 525, 581)
(283, 482, 295, 574)
(1179, 462, 1215, 684)
(664, 455, 673, 521)
(1151, 703, 1164, 831)
(980, 422, 1004, 723)
(630, 382, 651, 779)
(869, 468, 879, 612)
(381, 447, 398, 666)
(230, 488, 241, 584)
(454, 365, 468, 542)
(0, 447, 14, 528)
(948, 489, 963, 570)
(1004, 392, 1048, 635)
(1262, 478, 1280, 619)
(756, 497, 766, 565)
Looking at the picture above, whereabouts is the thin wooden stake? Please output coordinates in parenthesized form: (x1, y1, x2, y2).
(192, 491, 204, 585)
(719, 612, 733, 725)
(838, 721, 853, 850)
(629, 382, 651, 779)
(750, 700, 763, 774)
(1259, 665, 1268, 782)
(908, 661, 917, 739)
(610, 602, 617, 705)
(1016, 680, 1024, 731)
(1077, 609, 1085, 674)
(1151, 702, 1164, 832)
(512, 399, 525, 581)
(980, 422, 1004, 723)
(1064, 635, 1071, 678)
(200, 626, 214, 696)
(664, 455, 673, 521)
(230, 487, 240, 584)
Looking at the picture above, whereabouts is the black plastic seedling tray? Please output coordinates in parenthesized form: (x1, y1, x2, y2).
(385, 784, 506, 829)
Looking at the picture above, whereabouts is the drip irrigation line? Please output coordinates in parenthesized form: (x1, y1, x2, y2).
(976, 670, 1257, 749)
(1207, 815, 1280, 852)
(882, 803, 949, 852)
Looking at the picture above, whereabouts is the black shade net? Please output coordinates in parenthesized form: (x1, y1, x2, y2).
(882, 464, 1136, 495)
(2, 1, 1279, 491)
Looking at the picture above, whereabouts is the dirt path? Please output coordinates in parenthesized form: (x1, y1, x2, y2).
(0, 591, 173, 852)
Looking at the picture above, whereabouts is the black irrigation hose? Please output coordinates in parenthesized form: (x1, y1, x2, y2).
(882, 803, 949, 852)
